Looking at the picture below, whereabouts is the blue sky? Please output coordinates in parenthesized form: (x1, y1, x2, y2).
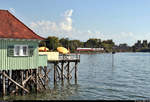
(1, 0, 150, 46)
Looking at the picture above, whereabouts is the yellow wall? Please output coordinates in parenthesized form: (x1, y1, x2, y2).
(39, 52, 59, 61)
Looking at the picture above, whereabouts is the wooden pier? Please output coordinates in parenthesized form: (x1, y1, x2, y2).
(0, 53, 80, 96)
(0, 10, 81, 97)
(48, 54, 80, 84)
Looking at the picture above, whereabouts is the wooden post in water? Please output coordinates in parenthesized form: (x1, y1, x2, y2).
(61, 62, 64, 81)
(44, 66, 47, 86)
(67, 62, 70, 81)
(26, 69, 29, 93)
(36, 68, 38, 93)
(7, 70, 10, 94)
(2, 71, 5, 96)
(21, 70, 24, 95)
(75, 62, 78, 84)
(54, 63, 57, 85)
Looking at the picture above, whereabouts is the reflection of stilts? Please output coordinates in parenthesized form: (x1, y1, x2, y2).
(112, 52, 115, 68)
(112, 54, 114, 67)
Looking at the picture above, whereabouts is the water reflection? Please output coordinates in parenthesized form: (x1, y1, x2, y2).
(2, 53, 150, 100)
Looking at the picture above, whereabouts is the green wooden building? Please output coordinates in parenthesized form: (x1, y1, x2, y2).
(0, 10, 47, 70)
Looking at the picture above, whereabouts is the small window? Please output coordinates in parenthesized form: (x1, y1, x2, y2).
(14, 45, 20, 56)
(14, 45, 28, 56)
(23, 46, 28, 56)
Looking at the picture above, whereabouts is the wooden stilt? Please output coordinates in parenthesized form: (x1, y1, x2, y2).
(36, 68, 38, 93)
(44, 66, 47, 86)
(7, 70, 10, 94)
(61, 62, 64, 81)
(21, 70, 24, 95)
(75, 62, 78, 84)
(25, 70, 29, 93)
(29, 69, 32, 92)
(54, 63, 57, 85)
(3, 71, 6, 96)
(67, 62, 70, 81)
(56, 67, 61, 80)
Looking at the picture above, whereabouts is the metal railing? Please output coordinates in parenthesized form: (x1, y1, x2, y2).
(59, 53, 80, 60)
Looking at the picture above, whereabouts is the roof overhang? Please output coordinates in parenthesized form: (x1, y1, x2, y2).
(0, 38, 42, 42)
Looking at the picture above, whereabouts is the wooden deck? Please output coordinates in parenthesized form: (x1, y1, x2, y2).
(47, 53, 80, 84)
(48, 53, 80, 63)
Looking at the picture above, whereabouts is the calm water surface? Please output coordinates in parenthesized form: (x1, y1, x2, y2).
(3, 52, 150, 100)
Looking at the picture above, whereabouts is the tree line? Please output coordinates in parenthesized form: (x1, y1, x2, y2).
(39, 36, 115, 53)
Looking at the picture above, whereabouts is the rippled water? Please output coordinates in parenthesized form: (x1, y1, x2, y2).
(3, 52, 150, 100)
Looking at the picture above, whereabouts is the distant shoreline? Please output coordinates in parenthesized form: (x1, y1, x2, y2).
(72, 51, 150, 54)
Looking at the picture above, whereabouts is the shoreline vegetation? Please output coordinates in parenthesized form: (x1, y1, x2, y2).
(39, 36, 150, 53)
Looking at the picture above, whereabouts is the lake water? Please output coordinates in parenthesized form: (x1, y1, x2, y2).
(3, 52, 150, 100)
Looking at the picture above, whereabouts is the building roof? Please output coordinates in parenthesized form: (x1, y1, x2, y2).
(0, 10, 45, 40)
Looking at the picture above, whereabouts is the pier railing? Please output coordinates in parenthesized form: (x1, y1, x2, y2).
(59, 53, 80, 61)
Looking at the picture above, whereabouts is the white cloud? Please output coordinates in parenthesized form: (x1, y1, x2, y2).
(60, 9, 73, 31)
(30, 9, 74, 38)
(29, 9, 109, 42)
(112, 32, 137, 45)
(29, 9, 150, 46)
(64, 9, 73, 17)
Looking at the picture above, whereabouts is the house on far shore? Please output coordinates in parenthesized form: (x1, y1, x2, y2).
(0, 10, 47, 70)
(76, 47, 104, 52)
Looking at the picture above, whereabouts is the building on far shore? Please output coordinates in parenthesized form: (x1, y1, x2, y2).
(76, 48, 104, 52)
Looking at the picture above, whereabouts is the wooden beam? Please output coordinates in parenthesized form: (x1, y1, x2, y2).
(3, 72, 29, 93)
(69, 66, 75, 74)
(22, 75, 32, 86)
(56, 64, 62, 71)
(38, 75, 46, 89)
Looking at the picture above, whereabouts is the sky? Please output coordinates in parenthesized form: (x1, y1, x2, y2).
(1, 0, 150, 46)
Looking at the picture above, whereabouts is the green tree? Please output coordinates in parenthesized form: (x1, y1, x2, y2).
(45, 36, 60, 51)
(39, 40, 46, 47)
(69, 40, 84, 52)
(84, 38, 101, 48)
(101, 39, 115, 52)
(59, 38, 70, 48)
